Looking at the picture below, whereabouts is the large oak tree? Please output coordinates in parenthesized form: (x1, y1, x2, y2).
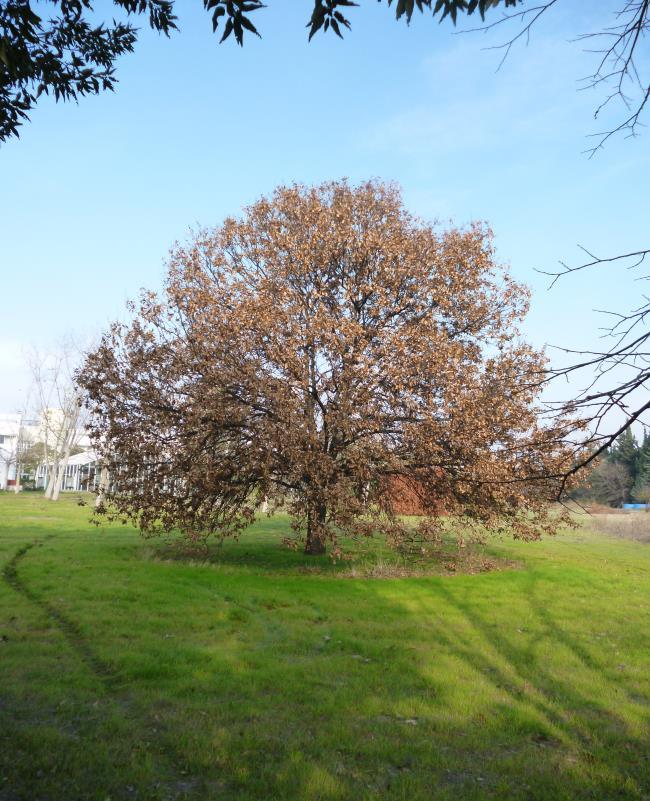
(79, 180, 575, 555)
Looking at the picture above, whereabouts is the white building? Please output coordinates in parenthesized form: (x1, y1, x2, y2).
(0, 413, 22, 490)
(1, 407, 95, 492)
(35, 450, 100, 493)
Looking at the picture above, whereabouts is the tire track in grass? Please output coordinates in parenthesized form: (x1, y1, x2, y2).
(2, 538, 117, 686)
(1, 537, 223, 799)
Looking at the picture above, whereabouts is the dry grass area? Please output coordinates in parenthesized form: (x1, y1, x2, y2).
(583, 503, 629, 515)
(341, 548, 520, 579)
(585, 511, 650, 543)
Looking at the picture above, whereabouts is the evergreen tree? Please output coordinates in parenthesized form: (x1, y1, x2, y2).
(631, 432, 650, 502)
(590, 462, 632, 508)
(609, 430, 639, 479)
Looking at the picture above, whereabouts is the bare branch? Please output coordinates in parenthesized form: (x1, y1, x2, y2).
(460, 0, 650, 150)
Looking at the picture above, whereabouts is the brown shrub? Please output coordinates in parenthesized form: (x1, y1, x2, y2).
(381, 475, 445, 516)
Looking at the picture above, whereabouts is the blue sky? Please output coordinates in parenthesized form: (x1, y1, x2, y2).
(1, 1, 648, 415)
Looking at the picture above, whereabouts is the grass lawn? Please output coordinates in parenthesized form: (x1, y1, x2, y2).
(1, 493, 649, 801)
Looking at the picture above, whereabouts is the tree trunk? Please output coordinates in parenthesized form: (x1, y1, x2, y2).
(50, 403, 81, 501)
(50, 460, 66, 501)
(45, 458, 58, 499)
(42, 456, 52, 493)
(304, 505, 327, 555)
(95, 465, 109, 509)
(51, 440, 72, 501)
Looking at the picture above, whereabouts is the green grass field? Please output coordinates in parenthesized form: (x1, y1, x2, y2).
(1, 493, 649, 801)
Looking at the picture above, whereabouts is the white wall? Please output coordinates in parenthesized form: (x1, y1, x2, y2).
(0, 433, 18, 490)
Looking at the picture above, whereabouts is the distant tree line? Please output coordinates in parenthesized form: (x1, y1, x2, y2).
(576, 429, 650, 508)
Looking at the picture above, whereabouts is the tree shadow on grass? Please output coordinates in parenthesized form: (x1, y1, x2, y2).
(401, 573, 650, 799)
(2, 534, 649, 801)
(148, 521, 517, 581)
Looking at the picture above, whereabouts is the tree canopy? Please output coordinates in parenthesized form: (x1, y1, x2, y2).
(3, 2, 647, 150)
(79, 179, 576, 556)
(0, 0, 524, 142)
